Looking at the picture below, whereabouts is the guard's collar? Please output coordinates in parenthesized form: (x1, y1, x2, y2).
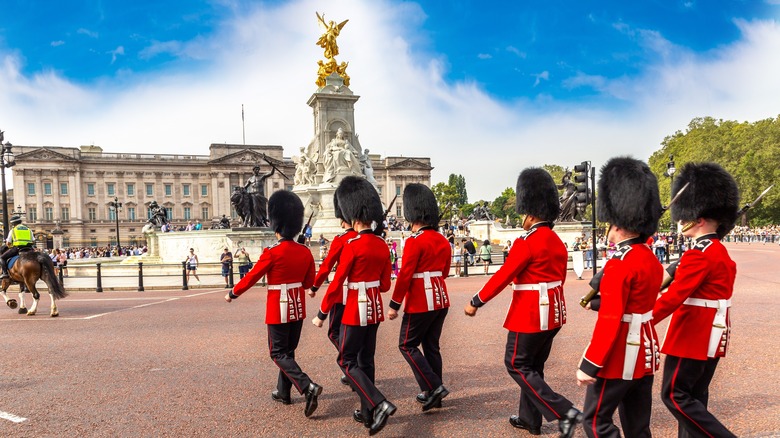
(696, 233, 718, 242)
(529, 221, 552, 230)
(358, 229, 374, 235)
(617, 236, 644, 247)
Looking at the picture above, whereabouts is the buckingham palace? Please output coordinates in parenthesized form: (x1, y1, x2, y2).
(10, 143, 432, 249)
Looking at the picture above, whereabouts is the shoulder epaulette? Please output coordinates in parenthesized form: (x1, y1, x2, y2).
(612, 244, 633, 260)
(692, 239, 713, 252)
(267, 242, 281, 250)
(411, 230, 423, 238)
(347, 235, 362, 244)
(336, 230, 347, 238)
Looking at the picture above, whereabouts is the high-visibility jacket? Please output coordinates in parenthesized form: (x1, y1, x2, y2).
(10, 225, 34, 247)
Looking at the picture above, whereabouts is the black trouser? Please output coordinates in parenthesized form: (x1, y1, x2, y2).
(662, 355, 736, 438)
(0, 245, 19, 264)
(583, 375, 654, 438)
(505, 329, 574, 428)
(398, 308, 448, 392)
(339, 323, 386, 420)
(327, 303, 345, 349)
(267, 321, 312, 397)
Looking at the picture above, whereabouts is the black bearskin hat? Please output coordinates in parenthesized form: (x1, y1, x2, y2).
(597, 157, 662, 239)
(403, 183, 439, 228)
(268, 190, 304, 239)
(335, 176, 383, 227)
(333, 192, 346, 222)
(515, 168, 560, 222)
(671, 162, 739, 238)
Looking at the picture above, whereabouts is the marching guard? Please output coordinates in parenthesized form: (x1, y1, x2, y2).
(576, 157, 664, 437)
(464, 168, 582, 437)
(653, 162, 738, 438)
(224, 190, 322, 418)
(387, 183, 452, 411)
(311, 194, 358, 386)
(311, 176, 396, 435)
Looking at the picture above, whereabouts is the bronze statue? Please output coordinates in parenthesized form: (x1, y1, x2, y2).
(235, 165, 276, 227)
(142, 201, 169, 232)
(558, 169, 580, 222)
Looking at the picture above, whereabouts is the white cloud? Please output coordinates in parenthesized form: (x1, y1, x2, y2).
(533, 70, 549, 87)
(108, 46, 125, 64)
(506, 45, 526, 58)
(477, 53, 492, 59)
(1, 1, 780, 201)
(77, 28, 99, 38)
(51, 40, 65, 47)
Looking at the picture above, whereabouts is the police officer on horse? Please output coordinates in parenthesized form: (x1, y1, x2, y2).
(0, 215, 36, 279)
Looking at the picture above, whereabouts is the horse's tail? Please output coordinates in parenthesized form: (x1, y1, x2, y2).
(36, 253, 68, 300)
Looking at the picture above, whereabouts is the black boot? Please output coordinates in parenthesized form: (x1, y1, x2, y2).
(559, 407, 583, 438)
(0, 259, 7, 279)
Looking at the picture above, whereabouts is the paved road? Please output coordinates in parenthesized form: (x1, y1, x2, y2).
(0, 242, 777, 437)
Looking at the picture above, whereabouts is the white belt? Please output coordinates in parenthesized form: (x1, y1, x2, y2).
(513, 281, 562, 330)
(412, 271, 443, 311)
(684, 298, 731, 357)
(347, 280, 381, 326)
(621, 310, 653, 380)
(342, 280, 348, 306)
(268, 283, 303, 323)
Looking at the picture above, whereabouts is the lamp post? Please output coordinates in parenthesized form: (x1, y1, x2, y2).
(0, 130, 17, 236)
(665, 155, 676, 263)
(109, 196, 123, 253)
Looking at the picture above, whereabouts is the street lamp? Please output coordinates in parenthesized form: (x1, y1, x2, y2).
(0, 130, 17, 236)
(665, 155, 676, 263)
(109, 196, 123, 253)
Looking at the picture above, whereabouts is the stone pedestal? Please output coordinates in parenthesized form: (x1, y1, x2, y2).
(134, 229, 276, 265)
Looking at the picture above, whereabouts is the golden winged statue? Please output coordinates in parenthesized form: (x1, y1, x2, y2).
(316, 12, 348, 60)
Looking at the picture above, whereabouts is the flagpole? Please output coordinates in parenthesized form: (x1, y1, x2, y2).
(242, 104, 246, 145)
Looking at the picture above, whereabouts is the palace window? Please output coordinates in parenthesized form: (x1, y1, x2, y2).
(60, 183, 68, 195)
(396, 204, 402, 217)
(107, 183, 115, 196)
(127, 184, 135, 196)
(44, 183, 52, 195)
(128, 207, 136, 220)
(164, 184, 172, 196)
(396, 185, 401, 196)
(146, 184, 154, 196)
(201, 184, 208, 196)
(45, 207, 53, 221)
(27, 183, 35, 195)
(61, 207, 70, 221)
(183, 184, 190, 196)
(184, 207, 191, 220)
(87, 183, 95, 196)
(108, 208, 116, 221)
(88, 208, 96, 221)
(147, 207, 153, 219)
(28, 207, 37, 222)
(165, 208, 172, 220)
(90, 238, 97, 247)
(201, 207, 209, 220)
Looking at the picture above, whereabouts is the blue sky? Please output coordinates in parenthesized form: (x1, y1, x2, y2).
(2, 0, 780, 200)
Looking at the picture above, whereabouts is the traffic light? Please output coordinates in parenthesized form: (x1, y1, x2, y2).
(573, 161, 590, 211)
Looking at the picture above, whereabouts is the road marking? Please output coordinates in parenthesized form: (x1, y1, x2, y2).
(0, 410, 27, 423)
(0, 290, 224, 321)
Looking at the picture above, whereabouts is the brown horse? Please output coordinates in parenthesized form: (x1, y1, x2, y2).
(1, 250, 67, 316)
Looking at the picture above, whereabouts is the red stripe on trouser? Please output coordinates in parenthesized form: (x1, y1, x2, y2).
(339, 325, 376, 408)
(669, 359, 714, 438)
(510, 333, 559, 418)
(268, 326, 302, 393)
(592, 379, 607, 437)
(401, 314, 433, 390)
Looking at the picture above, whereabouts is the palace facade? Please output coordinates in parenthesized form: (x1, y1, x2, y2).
(11, 143, 432, 249)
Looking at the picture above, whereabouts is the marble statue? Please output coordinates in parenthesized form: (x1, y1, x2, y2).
(294, 147, 316, 186)
(360, 148, 378, 186)
(323, 128, 362, 183)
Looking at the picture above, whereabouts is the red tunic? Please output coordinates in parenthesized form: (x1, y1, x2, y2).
(313, 228, 357, 296)
(471, 223, 568, 333)
(232, 239, 315, 325)
(318, 231, 392, 326)
(653, 235, 735, 360)
(579, 238, 663, 380)
(389, 227, 451, 313)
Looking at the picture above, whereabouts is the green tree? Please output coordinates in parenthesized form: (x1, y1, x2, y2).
(432, 182, 460, 220)
(648, 115, 780, 227)
(447, 174, 468, 206)
(490, 187, 521, 225)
